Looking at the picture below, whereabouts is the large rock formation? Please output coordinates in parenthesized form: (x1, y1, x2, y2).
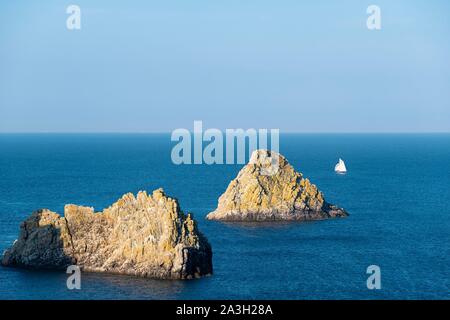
(2, 189, 212, 279)
(207, 150, 348, 221)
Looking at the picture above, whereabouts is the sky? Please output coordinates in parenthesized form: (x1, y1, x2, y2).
(0, 0, 449, 133)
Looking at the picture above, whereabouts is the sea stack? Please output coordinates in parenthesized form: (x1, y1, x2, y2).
(2, 189, 212, 279)
(207, 150, 348, 221)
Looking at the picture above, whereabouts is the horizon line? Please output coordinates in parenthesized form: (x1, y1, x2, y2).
(0, 131, 449, 134)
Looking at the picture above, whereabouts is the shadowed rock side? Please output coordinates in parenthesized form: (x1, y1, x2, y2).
(2, 189, 213, 279)
(207, 150, 348, 221)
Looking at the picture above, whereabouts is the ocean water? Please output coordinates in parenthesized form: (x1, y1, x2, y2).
(0, 133, 449, 300)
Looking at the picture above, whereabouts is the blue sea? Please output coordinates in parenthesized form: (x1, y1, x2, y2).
(0, 134, 449, 300)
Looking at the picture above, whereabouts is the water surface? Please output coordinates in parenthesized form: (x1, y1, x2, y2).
(0, 134, 449, 299)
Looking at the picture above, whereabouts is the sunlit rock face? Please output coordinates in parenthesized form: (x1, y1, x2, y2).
(207, 150, 348, 221)
(2, 189, 213, 280)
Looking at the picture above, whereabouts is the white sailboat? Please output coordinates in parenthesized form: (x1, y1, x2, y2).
(334, 158, 347, 174)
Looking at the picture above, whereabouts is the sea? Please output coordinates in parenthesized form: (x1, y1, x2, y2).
(0, 133, 449, 299)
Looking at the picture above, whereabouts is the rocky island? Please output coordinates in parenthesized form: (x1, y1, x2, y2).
(2, 188, 212, 279)
(207, 150, 348, 221)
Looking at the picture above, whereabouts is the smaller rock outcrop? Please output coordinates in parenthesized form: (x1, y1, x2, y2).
(207, 150, 348, 221)
(2, 189, 213, 279)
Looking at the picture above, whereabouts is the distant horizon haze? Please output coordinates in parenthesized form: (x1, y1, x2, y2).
(0, 131, 449, 134)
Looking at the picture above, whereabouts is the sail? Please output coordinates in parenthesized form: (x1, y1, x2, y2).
(335, 158, 347, 173)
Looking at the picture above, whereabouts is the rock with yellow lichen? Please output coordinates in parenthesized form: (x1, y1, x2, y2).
(1, 189, 212, 279)
(207, 150, 348, 221)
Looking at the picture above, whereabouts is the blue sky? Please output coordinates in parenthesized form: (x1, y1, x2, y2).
(0, 0, 449, 132)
